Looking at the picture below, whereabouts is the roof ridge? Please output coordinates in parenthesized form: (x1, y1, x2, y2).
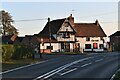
(109, 31, 120, 37)
(75, 23, 95, 24)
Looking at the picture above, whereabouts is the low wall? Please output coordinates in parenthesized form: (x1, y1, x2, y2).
(40, 49, 51, 53)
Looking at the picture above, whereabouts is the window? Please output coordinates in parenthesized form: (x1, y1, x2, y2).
(61, 43, 64, 49)
(93, 43, 98, 49)
(86, 37, 90, 41)
(46, 46, 53, 50)
(62, 32, 70, 38)
(85, 44, 91, 49)
(78, 43, 80, 49)
(66, 33, 70, 38)
(63, 33, 66, 37)
(99, 44, 104, 49)
(100, 37, 105, 43)
(66, 29, 68, 31)
(64, 22, 69, 27)
(100, 37, 103, 40)
(58, 33, 62, 38)
(75, 38, 77, 41)
(75, 43, 80, 49)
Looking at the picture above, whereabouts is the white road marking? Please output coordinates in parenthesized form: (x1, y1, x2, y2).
(60, 68, 77, 76)
(0, 60, 48, 74)
(43, 65, 70, 79)
(35, 64, 69, 79)
(81, 62, 92, 67)
(95, 59, 103, 62)
(34, 57, 93, 80)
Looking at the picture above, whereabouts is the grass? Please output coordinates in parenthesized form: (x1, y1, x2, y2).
(2, 59, 41, 71)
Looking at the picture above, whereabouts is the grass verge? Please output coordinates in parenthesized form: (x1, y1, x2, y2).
(114, 71, 120, 80)
(45, 52, 86, 55)
(2, 59, 41, 72)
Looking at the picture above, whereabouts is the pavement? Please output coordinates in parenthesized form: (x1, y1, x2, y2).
(1, 52, 120, 80)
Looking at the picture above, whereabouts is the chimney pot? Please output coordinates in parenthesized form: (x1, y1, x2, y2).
(68, 14, 74, 26)
(95, 19, 99, 26)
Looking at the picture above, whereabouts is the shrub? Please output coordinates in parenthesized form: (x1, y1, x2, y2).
(12, 45, 34, 60)
(2, 44, 14, 61)
(2, 44, 34, 61)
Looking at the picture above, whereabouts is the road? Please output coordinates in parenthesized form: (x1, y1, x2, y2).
(2, 52, 120, 80)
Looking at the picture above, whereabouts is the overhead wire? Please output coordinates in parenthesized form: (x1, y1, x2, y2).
(15, 18, 48, 22)
(13, 10, 118, 23)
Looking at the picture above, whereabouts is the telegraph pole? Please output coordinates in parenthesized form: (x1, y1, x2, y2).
(48, 17, 51, 53)
(39, 38, 42, 58)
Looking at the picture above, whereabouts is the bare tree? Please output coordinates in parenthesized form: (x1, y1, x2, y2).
(0, 10, 18, 36)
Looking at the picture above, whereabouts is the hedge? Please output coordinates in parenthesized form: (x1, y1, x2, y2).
(2, 45, 14, 61)
(2, 44, 34, 61)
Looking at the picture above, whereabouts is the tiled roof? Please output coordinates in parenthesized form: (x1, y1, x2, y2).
(38, 18, 66, 36)
(37, 18, 66, 41)
(38, 16, 107, 38)
(109, 31, 120, 37)
(2, 35, 17, 44)
(37, 36, 58, 43)
(74, 23, 107, 37)
(2, 35, 12, 43)
(15, 37, 24, 42)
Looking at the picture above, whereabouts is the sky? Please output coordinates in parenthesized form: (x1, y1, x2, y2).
(1, 1, 119, 37)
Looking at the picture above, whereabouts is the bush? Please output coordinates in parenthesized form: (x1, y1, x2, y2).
(2, 44, 34, 61)
(2, 44, 14, 61)
(12, 45, 34, 60)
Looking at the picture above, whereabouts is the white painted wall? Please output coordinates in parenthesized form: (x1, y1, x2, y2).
(59, 24, 73, 32)
(70, 43, 74, 52)
(103, 37, 107, 48)
(76, 37, 106, 52)
(40, 43, 60, 52)
(57, 21, 75, 42)
(70, 35, 75, 41)
(57, 34, 75, 41)
(40, 37, 107, 53)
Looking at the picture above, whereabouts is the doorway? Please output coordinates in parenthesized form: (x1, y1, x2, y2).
(93, 43, 98, 49)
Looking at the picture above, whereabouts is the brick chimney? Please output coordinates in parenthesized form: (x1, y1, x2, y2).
(95, 19, 99, 26)
(68, 14, 74, 27)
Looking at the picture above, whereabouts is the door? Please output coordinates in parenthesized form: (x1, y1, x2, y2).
(74, 43, 80, 52)
(61, 42, 70, 52)
(65, 42, 70, 52)
(93, 43, 98, 49)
